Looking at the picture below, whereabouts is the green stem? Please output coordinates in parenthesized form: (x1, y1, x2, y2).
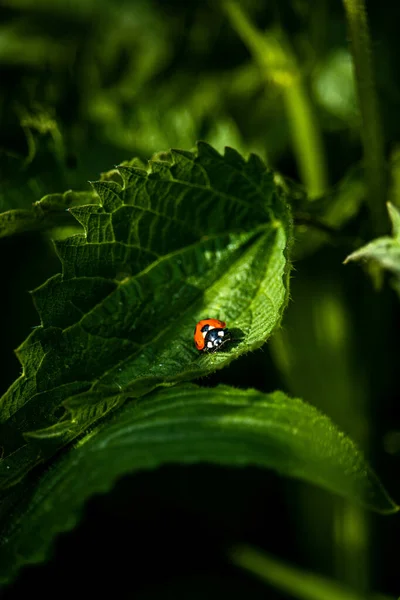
(283, 83, 327, 199)
(343, 0, 388, 233)
(222, 1, 328, 199)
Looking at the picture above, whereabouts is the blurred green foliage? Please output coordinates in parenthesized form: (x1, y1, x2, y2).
(1, 0, 387, 211)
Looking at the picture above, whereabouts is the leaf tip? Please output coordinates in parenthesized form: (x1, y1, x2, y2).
(223, 145, 244, 165)
(386, 201, 400, 238)
(196, 140, 221, 159)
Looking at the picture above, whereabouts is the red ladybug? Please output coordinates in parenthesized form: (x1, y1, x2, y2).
(194, 318, 232, 353)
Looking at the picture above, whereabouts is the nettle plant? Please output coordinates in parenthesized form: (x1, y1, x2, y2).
(0, 141, 398, 583)
(0, 0, 399, 593)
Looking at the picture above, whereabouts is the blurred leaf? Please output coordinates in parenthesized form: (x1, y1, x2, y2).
(292, 164, 365, 259)
(0, 383, 397, 584)
(0, 142, 292, 489)
(313, 49, 358, 124)
(0, 23, 67, 67)
(230, 544, 396, 600)
(0, 0, 172, 173)
(344, 203, 400, 295)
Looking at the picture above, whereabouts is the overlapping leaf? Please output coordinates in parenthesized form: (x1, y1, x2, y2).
(0, 384, 396, 584)
(0, 142, 292, 488)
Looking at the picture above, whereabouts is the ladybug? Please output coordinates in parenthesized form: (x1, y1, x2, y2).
(194, 318, 232, 353)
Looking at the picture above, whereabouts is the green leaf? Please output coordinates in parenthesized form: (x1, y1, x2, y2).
(0, 190, 96, 239)
(0, 142, 292, 489)
(387, 201, 400, 238)
(291, 164, 365, 259)
(344, 202, 400, 293)
(230, 544, 396, 600)
(0, 383, 396, 584)
(313, 49, 358, 123)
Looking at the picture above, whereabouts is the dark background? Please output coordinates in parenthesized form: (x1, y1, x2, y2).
(0, 0, 399, 597)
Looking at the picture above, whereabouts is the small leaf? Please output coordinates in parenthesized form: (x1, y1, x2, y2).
(344, 203, 400, 293)
(0, 142, 292, 488)
(387, 202, 400, 239)
(0, 384, 396, 584)
(0, 190, 96, 239)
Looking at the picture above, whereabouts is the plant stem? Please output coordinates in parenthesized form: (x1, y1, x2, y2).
(222, 1, 328, 199)
(343, 0, 388, 233)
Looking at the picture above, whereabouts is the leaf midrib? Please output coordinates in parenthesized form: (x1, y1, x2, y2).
(11, 227, 272, 431)
(61, 224, 268, 336)
(86, 228, 272, 391)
